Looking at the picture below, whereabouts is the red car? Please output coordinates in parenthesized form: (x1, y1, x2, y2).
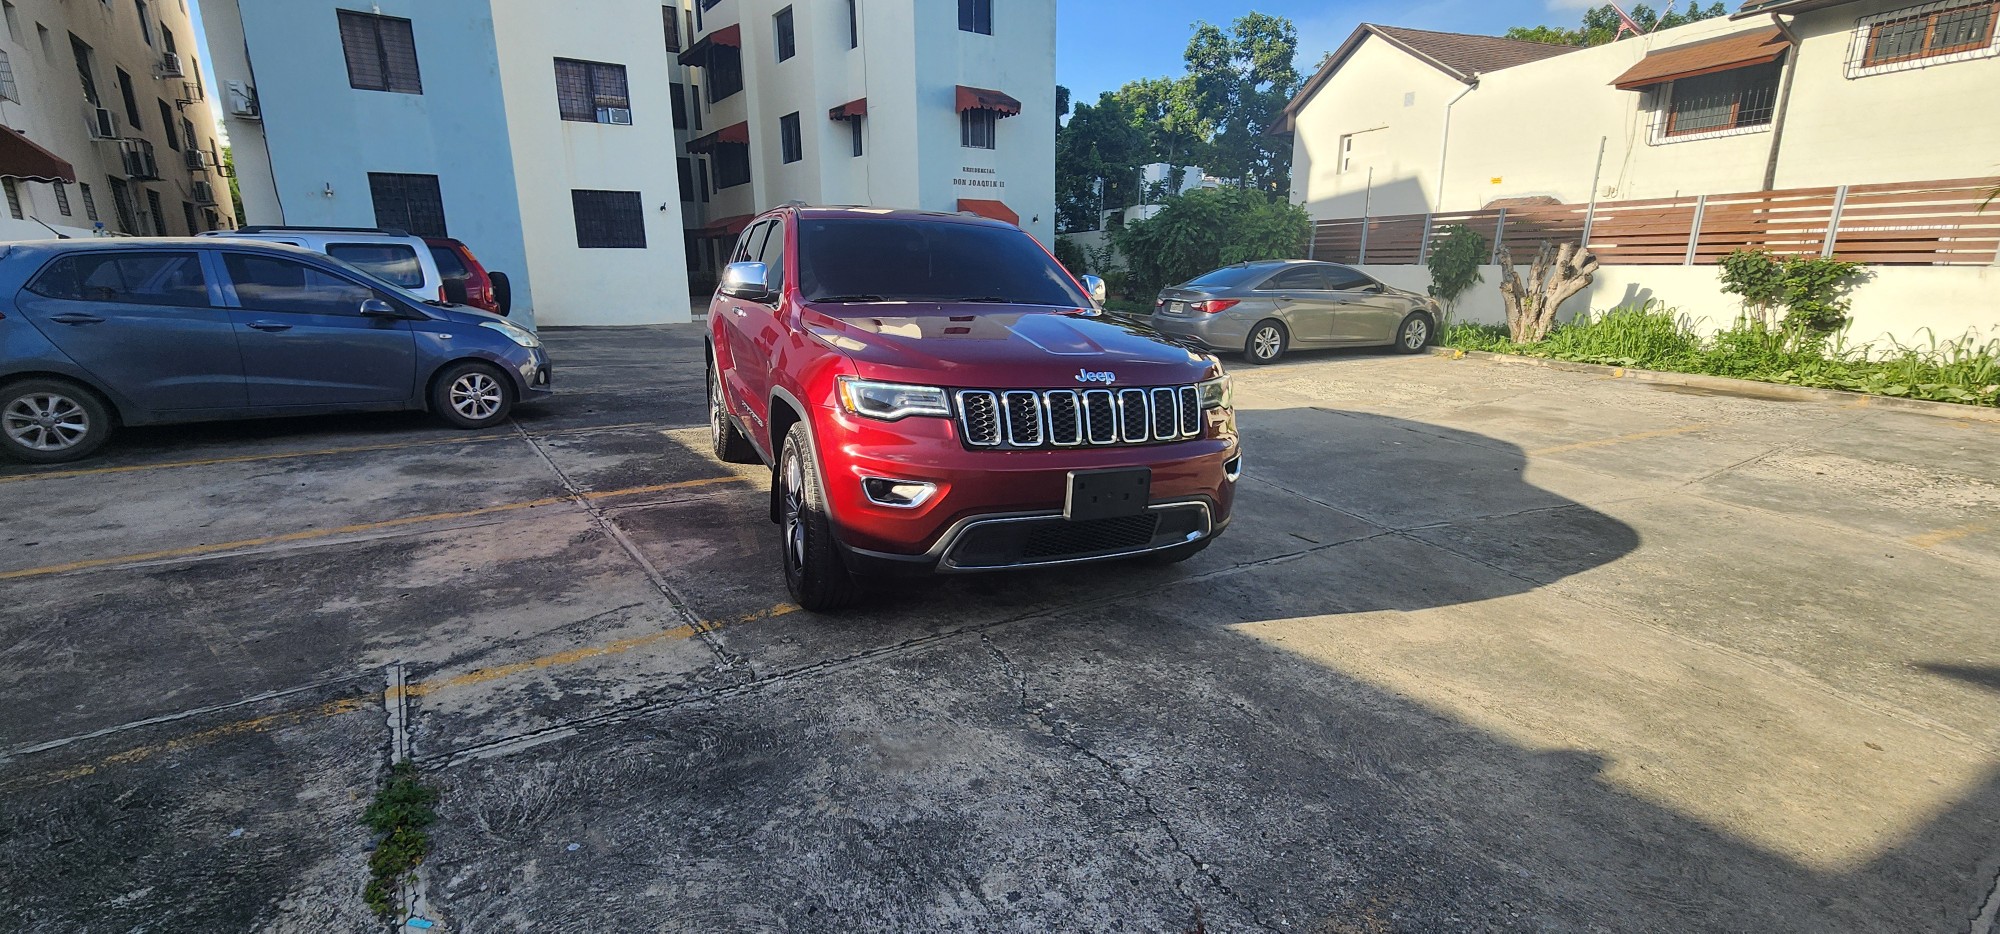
(707, 206, 1241, 611)
(424, 236, 510, 316)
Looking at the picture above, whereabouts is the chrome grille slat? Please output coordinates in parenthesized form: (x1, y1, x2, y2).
(955, 384, 1206, 449)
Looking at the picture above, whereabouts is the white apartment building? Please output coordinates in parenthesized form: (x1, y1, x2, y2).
(674, 0, 1056, 284)
(0, 0, 232, 242)
(203, 0, 1056, 326)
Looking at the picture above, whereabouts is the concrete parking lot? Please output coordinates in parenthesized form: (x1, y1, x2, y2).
(3, 324, 1998, 932)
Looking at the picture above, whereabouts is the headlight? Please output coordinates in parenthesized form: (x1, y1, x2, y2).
(480, 320, 540, 348)
(1196, 373, 1231, 409)
(837, 377, 952, 421)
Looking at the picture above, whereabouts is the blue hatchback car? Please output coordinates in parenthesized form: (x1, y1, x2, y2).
(0, 238, 552, 463)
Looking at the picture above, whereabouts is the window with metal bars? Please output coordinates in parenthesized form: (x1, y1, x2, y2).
(848, 0, 858, 48)
(367, 172, 447, 237)
(706, 46, 743, 102)
(1654, 60, 1781, 141)
(117, 68, 140, 130)
(0, 49, 16, 102)
(671, 82, 688, 129)
(572, 189, 646, 249)
(2, 178, 19, 219)
(53, 181, 71, 216)
(775, 7, 796, 61)
(1855, 0, 1998, 71)
(158, 99, 177, 149)
(715, 144, 751, 189)
(145, 188, 166, 236)
(555, 58, 630, 123)
(70, 34, 98, 106)
(850, 118, 864, 157)
(79, 182, 98, 222)
(108, 178, 137, 233)
(182, 200, 196, 235)
(961, 108, 996, 149)
(662, 4, 680, 52)
(337, 10, 422, 94)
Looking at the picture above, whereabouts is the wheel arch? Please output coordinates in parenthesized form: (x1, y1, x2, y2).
(422, 355, 517, 413)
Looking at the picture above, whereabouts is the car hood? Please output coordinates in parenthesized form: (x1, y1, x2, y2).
(805, 303, 1220, 389)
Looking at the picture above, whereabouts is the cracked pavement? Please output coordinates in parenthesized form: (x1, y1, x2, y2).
(3, 324, 1999, 932)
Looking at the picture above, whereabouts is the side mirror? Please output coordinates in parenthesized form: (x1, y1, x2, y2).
(1363, 281, 1386, 293)
(720, 261, 772, 301)
(359, 298, 408, 319)
(1080, 274, 1107, 305)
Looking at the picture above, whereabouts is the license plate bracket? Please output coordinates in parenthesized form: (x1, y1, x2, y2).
(1065, 467, 1151, 520)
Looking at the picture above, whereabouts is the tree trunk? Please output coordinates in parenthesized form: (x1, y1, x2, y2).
(1497, 241, 1600, 343)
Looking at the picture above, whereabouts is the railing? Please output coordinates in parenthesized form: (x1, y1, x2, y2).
(1310, 177, 2000, 267)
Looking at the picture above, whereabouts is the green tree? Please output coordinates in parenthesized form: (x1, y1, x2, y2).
(1424, 225, 1488, 322)
(223, 147, 247, 227)
(1506, 2, 1726, 47)
(1110, 187, 1310, 300)
(1183, 12, 1301, 194)
(1055, 91, 1153, 232)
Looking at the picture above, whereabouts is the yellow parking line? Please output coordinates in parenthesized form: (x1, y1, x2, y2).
(1529, 424, 1706, 456)
(0, 476, 740, 581)
(3, 603, 797, 790)
(0, 421, 667, 485)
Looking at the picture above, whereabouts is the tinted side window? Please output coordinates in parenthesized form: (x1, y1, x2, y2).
(223, 253, 378, 315)
(1322, 265, 1376, 291)
(27, 251, 210, 307)
(756, 219, 787, 294)
(1260, 266, 1328, 291)
(325, 243, 423, 288)
(428, 245, 468, 279)
(732, 221, 769, 264)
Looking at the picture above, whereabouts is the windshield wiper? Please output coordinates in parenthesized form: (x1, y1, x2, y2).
(812, 294, 890, 303)
(956, 296, 1015, 303)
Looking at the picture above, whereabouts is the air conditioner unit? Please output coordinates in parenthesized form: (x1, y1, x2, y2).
(598, 107, 633, 125)
(88, 107, 118, 140)
(225, 81, 260, 119)
(157, 52, 184, 78)
(183, 147, 207, 171)
(191, 180, 216, 205)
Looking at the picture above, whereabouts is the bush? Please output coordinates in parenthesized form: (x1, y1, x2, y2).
(1717, 249, 1865, 336)
(1424, 225, 1487, 321)
(1111, 187, 1311, 300)
(1052, 237, 1089, 279)
(1439, 302, 2000, 407)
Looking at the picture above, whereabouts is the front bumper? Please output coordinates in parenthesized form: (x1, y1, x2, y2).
(516, 347, 554, 399)
(1147, 311, 1250, 353)
(810, 401, 1240, 574)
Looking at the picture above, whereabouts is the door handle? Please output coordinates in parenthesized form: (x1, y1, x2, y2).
(49, 313, 104, 325)
(247, 321, 293, 332)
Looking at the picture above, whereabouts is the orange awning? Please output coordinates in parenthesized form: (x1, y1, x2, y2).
(1610, 26, 1789, 90)
(0, 124, 76, 183)
(828, 98, 867, 120)
(955, 85, 1022, 118)
(687, 121, 749, 153)
(677, 23, 742, 65)
(957, 199, 1018, 225)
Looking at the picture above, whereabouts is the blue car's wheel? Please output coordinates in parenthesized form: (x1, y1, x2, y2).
(0, 378, 113, 464)
(430, 362, 514, 429)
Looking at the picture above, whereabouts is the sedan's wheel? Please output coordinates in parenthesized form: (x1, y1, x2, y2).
(0, 379, 112, 464)
(1394, 313, 1433, 354)
(1245, 319, 1288, 365)
(430, 361, 515, 429)
(709, 365, 760, 464)
(777, 424, 861, 612)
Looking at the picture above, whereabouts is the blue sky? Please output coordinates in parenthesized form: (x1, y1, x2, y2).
(1057, 0, 1592, 107)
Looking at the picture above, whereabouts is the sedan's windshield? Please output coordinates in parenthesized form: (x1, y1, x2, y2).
(797, 218, 1088, 307)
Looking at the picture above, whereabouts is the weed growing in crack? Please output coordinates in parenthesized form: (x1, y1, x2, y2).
(362, 761, 439, 919)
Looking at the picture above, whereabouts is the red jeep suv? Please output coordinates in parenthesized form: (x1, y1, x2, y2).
(707, 206, 1241, 611)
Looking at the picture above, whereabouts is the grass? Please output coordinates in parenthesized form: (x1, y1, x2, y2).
(361, 761, 440, 919)
(1441, 304, 2000, 407)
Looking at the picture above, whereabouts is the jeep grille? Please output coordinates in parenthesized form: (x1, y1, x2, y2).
(955, 385, 1204, 449)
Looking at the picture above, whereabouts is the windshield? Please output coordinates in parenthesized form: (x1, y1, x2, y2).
(1181, 266, 1271, 290)
(797, 218, 1089, 307)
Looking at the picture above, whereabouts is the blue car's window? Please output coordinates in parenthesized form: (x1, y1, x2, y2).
(325, 243, 424, 288)
(223, 253, 380, 316)
(26, 252, 210, 308)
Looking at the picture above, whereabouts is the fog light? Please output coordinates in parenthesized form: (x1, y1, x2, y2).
(1224, 455, 1243, 482)
(862, 477, 937, 508)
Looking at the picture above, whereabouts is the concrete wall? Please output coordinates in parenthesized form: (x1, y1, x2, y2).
(1358, 263, 2000, 349)
(491, 0, 690, 326)
(1289, 36, 1462, 220)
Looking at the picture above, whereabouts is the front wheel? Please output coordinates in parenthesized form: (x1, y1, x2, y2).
(0, 378, 113, 464)
(430, 361, 515, 429)
(1245, 319, 1288, 365)
(1393, 312, 1434, 354)
(777, 424, 861, 612)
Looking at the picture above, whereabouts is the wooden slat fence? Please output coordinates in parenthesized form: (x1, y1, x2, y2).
(1309, 177, 2000, 267)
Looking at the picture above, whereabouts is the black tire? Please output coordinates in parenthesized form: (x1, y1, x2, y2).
(1143, 537, 1212, 566)
(1393, 312, 1434, 354)
(489, 271, 512, 317)
(0, 377, 113, 464)
(776, 424, 861, 612)
(1245, 319, 1288, 365)
(708, 363, 760, 464)
(429, 361, 515, 429)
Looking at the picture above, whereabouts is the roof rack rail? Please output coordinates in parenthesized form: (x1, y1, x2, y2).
(235, 224, 412, 237)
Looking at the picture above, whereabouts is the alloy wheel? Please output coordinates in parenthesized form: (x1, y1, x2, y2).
(1403, 318, 1429, 350)
(449, 373, 504, 421)
(710, 370, 727, 449)
(1253, 327, 1282, 360)
(3, 393, 90, 452)
(781, 448, 807, 570)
